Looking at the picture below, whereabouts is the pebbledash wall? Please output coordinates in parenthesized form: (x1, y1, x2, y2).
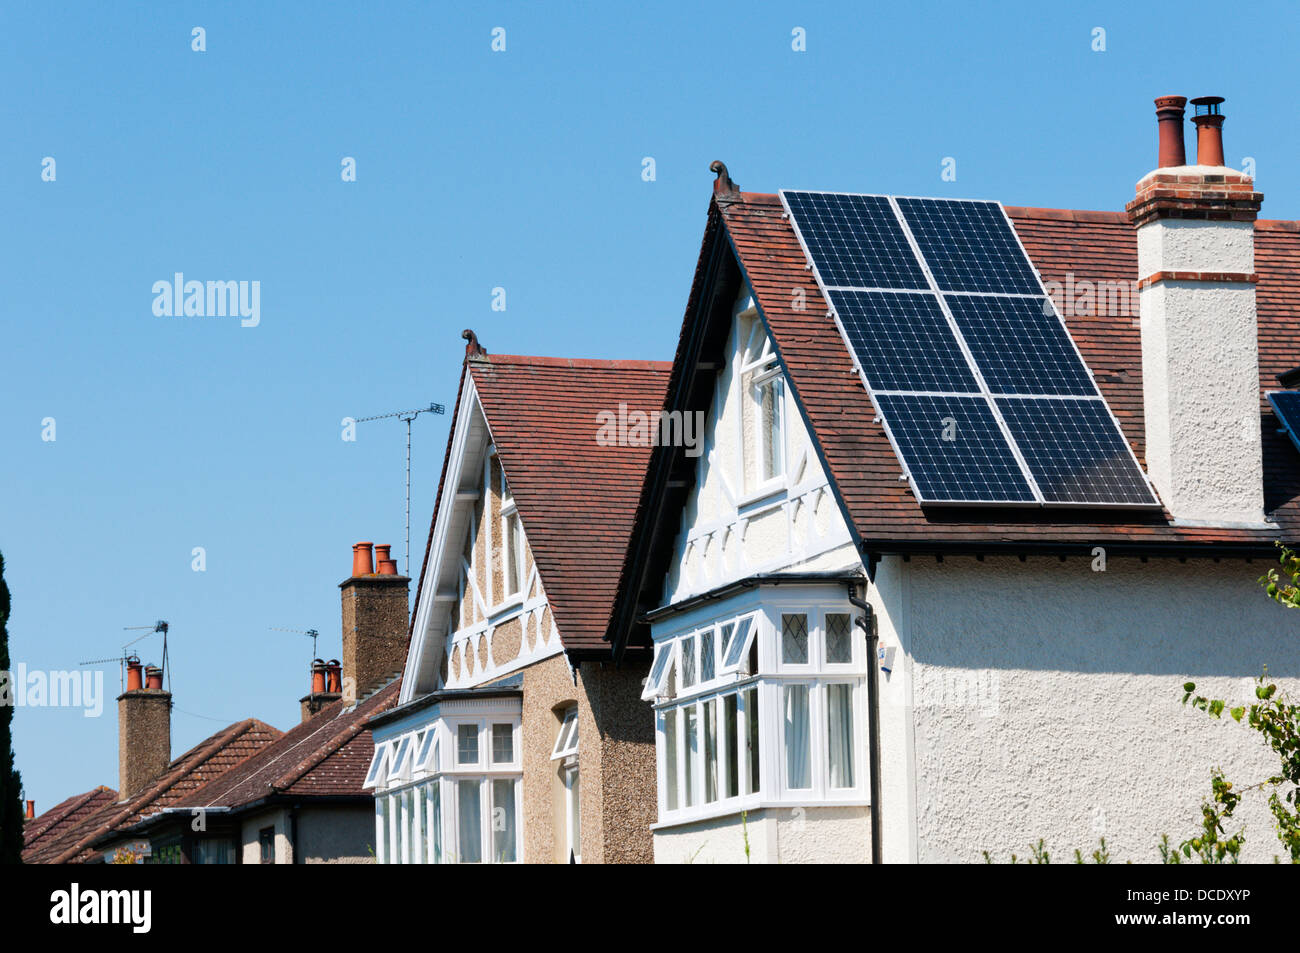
(897, 555, 1298, 864)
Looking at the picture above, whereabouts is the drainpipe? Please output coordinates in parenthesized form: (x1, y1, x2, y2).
(847, 580, 883, 864)
(289, 806, 299, 865)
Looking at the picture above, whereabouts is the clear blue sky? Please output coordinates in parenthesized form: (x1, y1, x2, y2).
(4, 0, 1298, 811)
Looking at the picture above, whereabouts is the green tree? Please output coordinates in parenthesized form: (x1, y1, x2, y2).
(1260, 542, 1300, 608)
(0, 551, 23, 863)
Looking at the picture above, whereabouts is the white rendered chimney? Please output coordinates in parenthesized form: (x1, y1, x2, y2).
(1127, 95, 1267, 526)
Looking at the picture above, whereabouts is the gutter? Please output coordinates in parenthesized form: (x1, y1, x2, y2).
(640, 571, 864, 624)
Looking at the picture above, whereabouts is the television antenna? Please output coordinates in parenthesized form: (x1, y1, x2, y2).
(270, 626, 320, 659)
(79, 652, 141, 694)
(352, 402, 445, 576)
(121, 621, 171, 693)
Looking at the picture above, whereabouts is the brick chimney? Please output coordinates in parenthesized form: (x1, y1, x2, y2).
(117, 656, 171, 800)
(299, 658, 341, 722)
(1126, 95, 1267, 526)
(339, 542, 410, 702)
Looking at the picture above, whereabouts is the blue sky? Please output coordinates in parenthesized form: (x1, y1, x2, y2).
(4, 0, 1298, 810)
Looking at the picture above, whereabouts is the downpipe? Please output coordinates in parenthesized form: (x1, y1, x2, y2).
(848, 580, 883, 864)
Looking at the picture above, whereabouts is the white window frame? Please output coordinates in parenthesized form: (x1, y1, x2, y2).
(737, 319, 787, 502)
(363, 742, 392, 791)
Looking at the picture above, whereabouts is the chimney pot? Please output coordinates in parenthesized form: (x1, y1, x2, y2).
(1190, 96, 1226, 167)
(311, 658, 327, 694)
(1154, 95, 1188, 168)
(25, 799, 35, 820)
(326, 659, 342, 693)
(351, 541, 375, 577)
(374, 544, 392, 567)
(378, 558, 398, 575)
(144, 665, 163, 690)
(125, 655, 143, 692)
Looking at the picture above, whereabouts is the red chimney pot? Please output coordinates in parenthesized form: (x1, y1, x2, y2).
(125, 656, 144, 692)
(25, 799, 35, 820)
(1190, 96, 1226, 167)
(1154, 95, 1188, 168)
(326, 659, 342, 693)
(352, 542, 375, 577)
(144, 665, 163, 690)
(311, 658, 327, 694)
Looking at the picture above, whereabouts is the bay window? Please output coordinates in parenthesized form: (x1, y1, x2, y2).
(650, 596, 867, 826)
(551, 706, 580, 862)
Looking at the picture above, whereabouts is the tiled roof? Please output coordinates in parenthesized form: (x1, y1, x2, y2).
(21, 786, 116, 862)
(719, 192, 1300, 549)
(469, 355, 672, 654)
(24, 718, 281, 863)
(171, 679, 401, 809)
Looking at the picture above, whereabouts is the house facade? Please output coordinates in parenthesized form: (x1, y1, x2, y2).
(367, 349, 671, 863)
(607, 102, 1300, 863)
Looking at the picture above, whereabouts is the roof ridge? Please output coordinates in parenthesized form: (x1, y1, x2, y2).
(475, 354, 673, 371)
(273, 680, 400, 791)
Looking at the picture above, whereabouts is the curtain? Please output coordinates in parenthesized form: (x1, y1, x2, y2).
(784, 684, 811, 789)
(492, 779, 517, 862)
(827, 684, 855, 788)
(457, 780, 482, 863)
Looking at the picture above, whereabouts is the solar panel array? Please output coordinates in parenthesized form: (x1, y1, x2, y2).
(780, 190, 1160, 508)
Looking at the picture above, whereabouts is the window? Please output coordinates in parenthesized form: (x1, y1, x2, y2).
(491, 779, 517, 862)
(259, 827, 274, 864)
(492, 723, 515, 764)
(388, 735, 414, 785)
(363, 743, 391, 790)
(552, 708, 579, 760)
(457, 724, 479, 766)
(457, 780, 482, 863)
(653, 602, 866, 825)
(503, 511, 525, 598)
(742, 342, 785, 494)
(427, 780, 443, 863)
(190, 839, 234, 865)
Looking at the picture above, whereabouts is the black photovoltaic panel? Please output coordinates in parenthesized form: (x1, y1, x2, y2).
(874, 394, 1035, 503)
(1267, 391, 1300, 455)
(782, 191, 929, 290)
(946, 295, 1099, 397)
(896, 197, 1042, 294)
(781, 189, 1160, 508)
(995, 398, 1157, 505)
(829, 289, 979, 393)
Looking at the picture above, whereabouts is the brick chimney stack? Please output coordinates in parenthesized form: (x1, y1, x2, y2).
(339, 541, 410, 703)
(117, 656, 171, 800)
(1126, 94, 1267, 526)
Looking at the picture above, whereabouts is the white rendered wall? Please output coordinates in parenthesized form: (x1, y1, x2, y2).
(1135, 218, 1265, 525)
(653, 806, 870, 864)
(890, 556, 1298, 863)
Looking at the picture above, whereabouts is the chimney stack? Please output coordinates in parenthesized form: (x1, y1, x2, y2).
(340, 541, 410, 702)
(117, 659, 171, 801)
(299, 657, 340, 722)
(25, 800, 35, 820)
(1127, 95, 1266, 526)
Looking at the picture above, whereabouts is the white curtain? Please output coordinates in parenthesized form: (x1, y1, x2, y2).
(784, 685, 811, 789)
(827, 684, 855, 788)
(457, 780, 482, 863)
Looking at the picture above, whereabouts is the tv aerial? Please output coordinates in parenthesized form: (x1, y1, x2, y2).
(121, 620, 171, 693)
(352, 402, 445, 576)
(270, 626, 320, 659)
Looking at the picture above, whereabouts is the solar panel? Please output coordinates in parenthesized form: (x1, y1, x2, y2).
(995, 398, 1158, 504)
(782, 191, 929, 290)
(829, 290, 978, 393)
(874, 395, 1035, 503)
(945, 295, 1099, 397)
(895, 197, 1042, 294)
(780, 189, 1160, 509)
(1267, 391, 1300, 455)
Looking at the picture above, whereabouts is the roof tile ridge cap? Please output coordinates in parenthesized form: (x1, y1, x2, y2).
(474, 353, 673, 370)
(271, 686, 399, 792)
(1004, 206, 1130, 223)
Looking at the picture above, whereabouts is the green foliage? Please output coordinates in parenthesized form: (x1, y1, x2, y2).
(1260, 542, 1300, 608)
(0, 551, 23, 864)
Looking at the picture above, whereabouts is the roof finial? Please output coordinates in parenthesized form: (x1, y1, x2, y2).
(710, 160, 739, 198)
(462, 328, 488, 361)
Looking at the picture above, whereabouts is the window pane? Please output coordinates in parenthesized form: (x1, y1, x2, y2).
(376, 798, 387, 864)
(703, 699, 718, 803)
(826, 613, 853, 664)
(650, 642, 672, 685)
(719, 623, 735, 664)
(492, 779, 517, 862)
(723, 694, 739, 799)
(700, 628, 715, 683)
(760, 375, 782, 481)
(429, 781, 442, 864)
(492, 724, 514, 764)
(745, 687, 760, 795)
(684, 705, 698, 808)
(681, 635, 697, 688)
(664, 710, 678, 812)
(457, 780, 482, 863)
(827, 684, 856, 789)
(784, 684, 811, 789)
(388, 794, 400, 862)
(781, 613, 809, 665)
(457, 724, 479, 765)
